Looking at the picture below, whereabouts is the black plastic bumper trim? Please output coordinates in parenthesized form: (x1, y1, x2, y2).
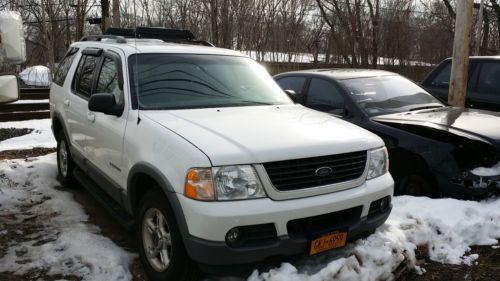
(183, 206, 392, 266)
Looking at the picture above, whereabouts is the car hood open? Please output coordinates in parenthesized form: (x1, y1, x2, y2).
(142, 105, 383, 166)
(372, 107, 500, 148)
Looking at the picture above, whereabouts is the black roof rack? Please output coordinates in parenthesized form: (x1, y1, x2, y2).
(80, 27, 214, 47)
(80, 34, 127, 43)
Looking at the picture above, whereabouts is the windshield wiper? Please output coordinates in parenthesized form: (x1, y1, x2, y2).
(408, 105, 445, 111)
(236, 100, 274, 105)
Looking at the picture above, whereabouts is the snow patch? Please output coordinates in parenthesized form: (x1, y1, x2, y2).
(0, 154, 135, 280)
(0, 119, 56, 151)
(471, 161, 500, 177)
(250, 196, 500, 281)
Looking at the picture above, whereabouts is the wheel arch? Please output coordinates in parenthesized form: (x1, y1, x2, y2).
(390, 149, 439, 195)
(52, 111, 67, 141)
(127, 163, 189, 237)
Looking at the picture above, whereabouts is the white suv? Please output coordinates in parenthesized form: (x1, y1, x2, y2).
(50, 27, 394, 280)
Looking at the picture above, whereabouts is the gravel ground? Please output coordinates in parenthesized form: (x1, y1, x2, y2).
(402, 245, 500, 281)
(0, 148, 56, 160)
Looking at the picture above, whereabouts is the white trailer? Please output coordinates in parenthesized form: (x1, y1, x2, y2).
(0, 11, 25, 103)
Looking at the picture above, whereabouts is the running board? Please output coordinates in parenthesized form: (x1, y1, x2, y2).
(73, 167, 135, 230)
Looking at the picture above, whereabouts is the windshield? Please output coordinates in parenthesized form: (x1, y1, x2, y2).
(340, 75, 444, 116)
(129, 54, 292, 110)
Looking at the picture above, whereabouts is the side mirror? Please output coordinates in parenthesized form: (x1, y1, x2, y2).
(0, 74, 20, 104)
(88, 93, 123, 116)
(284, 89, 299, 103)
(329, 108, 345, 117)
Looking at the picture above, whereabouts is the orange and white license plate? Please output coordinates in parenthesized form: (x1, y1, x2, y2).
(309, 231, 348, 256)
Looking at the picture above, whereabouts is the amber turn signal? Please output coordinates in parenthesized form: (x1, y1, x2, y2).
(184, 168, 215, 201)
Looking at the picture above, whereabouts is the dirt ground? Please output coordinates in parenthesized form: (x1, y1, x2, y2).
(1, 148, 500, 281)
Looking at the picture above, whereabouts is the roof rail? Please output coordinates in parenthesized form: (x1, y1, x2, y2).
(101, 27, 215, 47)
(80, 34, 127, 43)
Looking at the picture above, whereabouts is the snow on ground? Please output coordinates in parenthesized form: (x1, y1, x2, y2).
(250, 196, 500, 281)
(242, 50, 434, 66)
(2, 119, 500, 280)
(0, 154, 135, 280)
(0, 119, 56, 151)
(11, 99, 50, 104)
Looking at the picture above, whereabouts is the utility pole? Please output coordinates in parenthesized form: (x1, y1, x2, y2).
(101, 0, 110, 33)
(448, 0, 473, 107)
(474, 0, 485, 55)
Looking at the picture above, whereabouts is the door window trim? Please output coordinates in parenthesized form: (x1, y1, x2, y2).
(71, 48, 103, 101)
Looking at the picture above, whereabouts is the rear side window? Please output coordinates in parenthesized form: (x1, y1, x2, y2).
(276, 77, 306, 95)
(430, 62, 451, 88)
(53, 47, 79, 86)
(306, 78, 345, 111)
(476, 62, 500, 95)
(73, 55, 100, 98)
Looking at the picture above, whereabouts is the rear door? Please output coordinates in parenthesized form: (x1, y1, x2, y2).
(467, 60, 500, 111)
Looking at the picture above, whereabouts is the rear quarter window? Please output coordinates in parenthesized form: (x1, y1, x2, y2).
(276, 76, 307, 95)
(53, 47, 79, 87)
(429, 61, 451, 88)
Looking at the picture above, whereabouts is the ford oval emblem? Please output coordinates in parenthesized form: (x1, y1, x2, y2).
(315, 166, 333, 177)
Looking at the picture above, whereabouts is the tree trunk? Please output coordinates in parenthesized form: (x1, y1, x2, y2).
(101, 0, 110, 33)
(112, 0, 120, 27)
(448, 0, 473, 107)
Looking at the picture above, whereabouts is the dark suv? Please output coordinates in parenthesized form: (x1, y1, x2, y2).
(422, 56, 500, 111)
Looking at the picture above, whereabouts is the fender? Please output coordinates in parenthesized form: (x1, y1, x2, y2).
(127, 162, 190, 238)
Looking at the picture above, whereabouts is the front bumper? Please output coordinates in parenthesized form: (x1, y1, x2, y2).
(178, 173, 394, 265)
(440, 173, 500, 199)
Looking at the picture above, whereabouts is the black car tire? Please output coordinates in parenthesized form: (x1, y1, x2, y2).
(400, 174, 433, 197)
(56, 131, 76, 187)
(137, 189, 200, 281)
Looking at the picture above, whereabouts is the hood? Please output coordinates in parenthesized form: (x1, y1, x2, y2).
(372, 107, 500, 147)
(142, 105, 383, 165)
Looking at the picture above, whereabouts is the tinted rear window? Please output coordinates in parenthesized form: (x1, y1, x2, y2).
(53, 47, 79, 87)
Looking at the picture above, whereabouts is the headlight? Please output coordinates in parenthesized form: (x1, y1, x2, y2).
(184, 165, 266, 201)
(367, 147, 389, 180)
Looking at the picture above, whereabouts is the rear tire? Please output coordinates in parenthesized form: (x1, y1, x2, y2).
(136, 189, 200, 281)
(56, 131, 76, 187)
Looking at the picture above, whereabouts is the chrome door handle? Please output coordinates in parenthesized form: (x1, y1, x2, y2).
(87, 112, 95, 123)
(63, 99, 70, 107)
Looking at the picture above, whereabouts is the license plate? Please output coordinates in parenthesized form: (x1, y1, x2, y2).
(309, 231, 348, 256)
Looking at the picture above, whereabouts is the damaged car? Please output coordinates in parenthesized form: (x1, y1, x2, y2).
(274, 69, 500, 199)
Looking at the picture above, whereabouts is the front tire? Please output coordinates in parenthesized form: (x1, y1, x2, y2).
(136, 189, 199, 281)
(400, 174, 432, 197)
(56, 131, 76, 186)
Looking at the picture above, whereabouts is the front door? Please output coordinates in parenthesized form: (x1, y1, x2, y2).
(85, 49, 128, 190)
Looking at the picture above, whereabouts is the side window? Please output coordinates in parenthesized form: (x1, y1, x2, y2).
(96, 57, 122, 103)
(74, 55, 99, 98)
(306, 78, 345, 112)
(476, 62, 500, 95)
(276, 76, 306, 96)
(53, 47, 79, 86)
(430, 62, 452, 88)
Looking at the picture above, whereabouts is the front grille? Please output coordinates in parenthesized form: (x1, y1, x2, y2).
(263, 151, 367, 191)
(287, 206, 362, 238)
